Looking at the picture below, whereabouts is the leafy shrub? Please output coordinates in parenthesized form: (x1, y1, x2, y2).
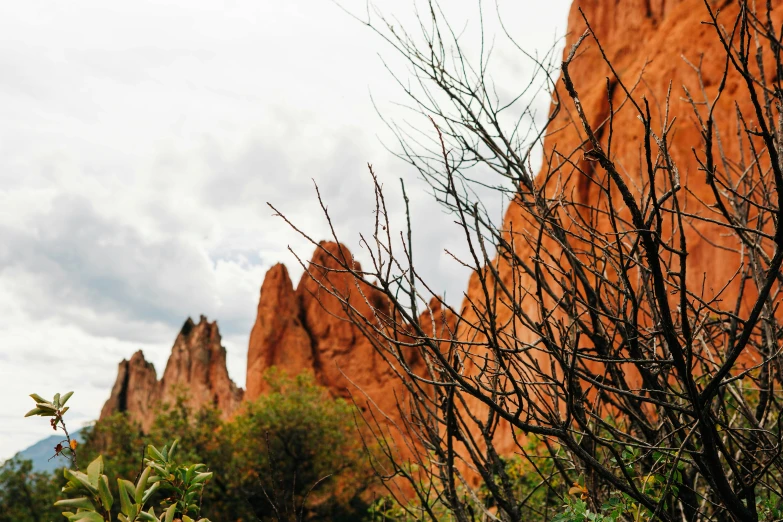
(16, 370, 377, 521)
(25, 391, 213, 522)
(0, 457, 62, 522)
(223, 369, 375, 521)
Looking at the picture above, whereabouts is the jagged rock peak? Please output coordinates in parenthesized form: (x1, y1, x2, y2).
(161, 315, 244, 420)
(100, 316, 243, 431)
(246, 242, 449, 419)
(99, 350, 160, 432)
(246, 263, 313, 401)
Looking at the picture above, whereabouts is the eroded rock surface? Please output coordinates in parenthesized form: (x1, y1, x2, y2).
(100, 316, 243, 431)
(245, 242, 421, 418)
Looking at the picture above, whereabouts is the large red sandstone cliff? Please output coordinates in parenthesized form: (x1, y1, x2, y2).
(449, 0, 783, 463)
(458, 0, 782, 351)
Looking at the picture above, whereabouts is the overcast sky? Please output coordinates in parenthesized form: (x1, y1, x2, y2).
(0, 0, 570, 461)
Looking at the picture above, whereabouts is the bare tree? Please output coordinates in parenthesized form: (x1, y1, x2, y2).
(273, 1, 783, 520)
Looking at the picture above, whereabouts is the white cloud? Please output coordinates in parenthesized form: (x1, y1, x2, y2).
(0, 0, 570, 460)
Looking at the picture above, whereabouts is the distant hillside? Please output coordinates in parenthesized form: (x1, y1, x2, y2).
(10, 429, 85, 475)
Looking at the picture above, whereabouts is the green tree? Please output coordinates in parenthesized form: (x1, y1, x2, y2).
(0, 457, 62, 522)
(18, 374, 377, 521)
(82, 414, 148, 485)
(149, 394, 248, 521)
(226, 369, 376, 521)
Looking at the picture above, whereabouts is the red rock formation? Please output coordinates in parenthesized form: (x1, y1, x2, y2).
(99, 350, 160, 432)
(295, 242, 394, 404)
(452, 0, 783, 463)
(101, 1, 777, 459)
(100, 316, 243, 431)
(246, 263, 313, 399)
(160, 316, 243, 419)
(246, 242, 422, 418)
(101, 242, 448, 434)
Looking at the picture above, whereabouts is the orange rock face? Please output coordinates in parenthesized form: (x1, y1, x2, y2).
(100, 316, 243, 431)
(246, 263, 313, 399)
(160, 316, 244, 419)
(453, 0, 783, 463)
(458, 0, 782, 336)
(245, 241, 423, 419)
(100, 350, 160, 432)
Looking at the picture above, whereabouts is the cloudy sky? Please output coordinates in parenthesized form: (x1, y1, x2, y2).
(0, 0, 570, 460)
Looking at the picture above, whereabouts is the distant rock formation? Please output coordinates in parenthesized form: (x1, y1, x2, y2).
(100, 351, 159, 432)
(100, 239, 457, 433)
(100, 316, 243, 431)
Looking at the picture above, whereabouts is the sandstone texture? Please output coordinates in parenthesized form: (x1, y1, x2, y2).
(246, 263, 313, 399)
(100, 316, 243, 431)
(490, 0, 776, 306)
(160, 316, 243, 419)
(99, 350, 160, 432)
(453, 0, 783, 462)
(459, 0, 783, 347)
(246, 241, 438, 418)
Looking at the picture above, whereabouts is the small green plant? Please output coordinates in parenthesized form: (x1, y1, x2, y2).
(25, 391, 213, 522)
(25, 391, 79, 468)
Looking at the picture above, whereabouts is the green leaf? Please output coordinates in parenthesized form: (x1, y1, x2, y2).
(61, 391, 74, 406)
(141, 481, 161, 504)
(164, 504, 177, 522)
(29, 393, 48, 403)
(167, 439, 178, 461)
(118, 478, 133, 516)
(53, 497, 96, 510)
(136, 466, 152, 504)
(64, 469, 99, 495)
(98, 474, 113, 511)
(54, 393, 61, 407)
(147, 444, 165, 462)
(67, 512, 104, 522)
(191, 472, 212, 484)
(185, 464, 196, 484)
(86, 456, 103, 487)
(24, 407, 44, 417)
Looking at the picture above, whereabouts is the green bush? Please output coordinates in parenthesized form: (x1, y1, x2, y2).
(224, 369, 375, 521)
(0, 457, 62, 522)
(25, 391, 212, 522)
(16, 370, 377, 521)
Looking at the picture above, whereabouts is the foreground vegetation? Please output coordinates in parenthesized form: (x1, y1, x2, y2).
(2, 370, 376, 521)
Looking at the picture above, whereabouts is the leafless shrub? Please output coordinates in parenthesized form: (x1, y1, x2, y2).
(274, 1, 783, 520)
